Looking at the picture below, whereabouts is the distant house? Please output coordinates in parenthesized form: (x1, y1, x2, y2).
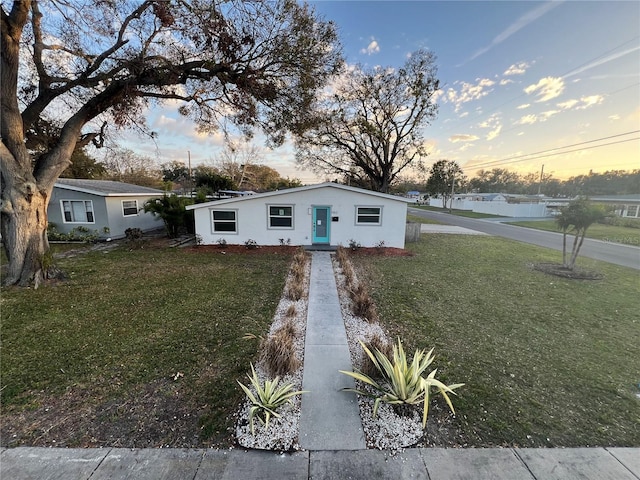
(186, 182, 411, 248)
(49, 179, 165, 239)
(591, 194, 640, 219)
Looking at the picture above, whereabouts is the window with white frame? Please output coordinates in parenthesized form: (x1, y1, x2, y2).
(122, 200, 138, 216)
(625, 205, 639, 218)
(355, 206, 382, 225)
(211, 210, 237, 233)
(61, 200, 94, 223)
(268, 205, 293, 228)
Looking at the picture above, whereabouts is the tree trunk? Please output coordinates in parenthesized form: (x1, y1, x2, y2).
(561, 231, 568, 267)
(1, 178, 51, 287)
(569, 230, 587, 270)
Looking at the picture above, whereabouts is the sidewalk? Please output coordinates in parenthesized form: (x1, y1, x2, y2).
(2, 251, 639, 479)
(2, 446, 639, 479)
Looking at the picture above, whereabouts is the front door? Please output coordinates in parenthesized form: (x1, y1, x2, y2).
(312, 206, 330, 244)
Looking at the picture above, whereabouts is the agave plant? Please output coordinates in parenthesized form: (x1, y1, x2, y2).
(340, 338, 464, 427)
(237, 364, 307, 434)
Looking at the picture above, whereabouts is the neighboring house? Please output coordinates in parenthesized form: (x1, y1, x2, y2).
(49, 179, 165, 239)
(591, 194, 640, 219)
(186, 182, 411, 248)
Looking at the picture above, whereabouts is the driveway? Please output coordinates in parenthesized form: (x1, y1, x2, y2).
(409, 207, 640, 270)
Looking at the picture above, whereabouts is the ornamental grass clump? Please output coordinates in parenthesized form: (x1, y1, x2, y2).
(349, 282, 378, 322)
(238, 364, 307, 435)
(340, 338, 464, 428)
(260, 321, 300, 377)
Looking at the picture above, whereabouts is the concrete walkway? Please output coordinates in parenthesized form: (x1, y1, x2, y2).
(298, 251, 366, 450)
(2, 250, 639, 479)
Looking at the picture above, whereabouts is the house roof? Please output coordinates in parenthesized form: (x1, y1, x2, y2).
(55, 179, 165, 197)
(186, 182, 412, 210)
(591, 194, 640, 202)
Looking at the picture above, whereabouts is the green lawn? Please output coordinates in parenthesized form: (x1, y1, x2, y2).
(407, 214, 444, 225)
(1, 246, 292, 447)
(508, 219, 640, 246)
(354, 235, 640, 447)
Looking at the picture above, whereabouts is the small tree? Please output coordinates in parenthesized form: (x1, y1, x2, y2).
(425, 160, 465, 210)
(556, 198, 607, 270)
(144, 195, 194, 238)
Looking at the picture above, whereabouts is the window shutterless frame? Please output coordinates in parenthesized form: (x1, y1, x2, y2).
(355, 206, 382, 225)
(211, 209, 238, 233)
(122, 200, 138, 217)
(61, 200, 95, 223)
(267, 205, 294, 229)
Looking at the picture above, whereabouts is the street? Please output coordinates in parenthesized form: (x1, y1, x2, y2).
(408, 207, 640, 270)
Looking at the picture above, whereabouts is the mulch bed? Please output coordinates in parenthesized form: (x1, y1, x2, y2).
(533, 262, 604, 280)
(184, 245, 414, 256)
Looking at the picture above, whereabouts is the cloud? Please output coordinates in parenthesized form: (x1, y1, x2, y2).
(360, 39, 380, 55)
(517, 103, 531, 110)
(577, 95, 604, 109)
(449, 134, 479, 143)
(446, 78, 496, 112)
(516, 110, 559, 125)
(557, 99, 579, 110)
(557, 95, 604, 110)
(499, 79, 514, 86)
(524, 76, 565, 102)
(517, 114, 538, 125)
(465, 2, 562, 62)
(504, 62, 531, 76)
(486, 125, 502, 141)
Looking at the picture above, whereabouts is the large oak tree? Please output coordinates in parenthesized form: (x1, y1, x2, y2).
(295, 49, 439, 193)
(1, 0, 340, 286)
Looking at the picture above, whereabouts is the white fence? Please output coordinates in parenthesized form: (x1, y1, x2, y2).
(428, 198, 550, 217)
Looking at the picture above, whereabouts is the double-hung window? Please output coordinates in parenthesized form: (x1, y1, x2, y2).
(122, 200, 138, 217)
(212, 210, 237, 233)
(355, 206, 382, 225)
(61, 200, 94, 223)
(268, 205, 293, 228)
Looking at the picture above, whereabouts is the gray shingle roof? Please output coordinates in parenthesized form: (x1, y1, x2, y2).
(55, 179, 164, 196)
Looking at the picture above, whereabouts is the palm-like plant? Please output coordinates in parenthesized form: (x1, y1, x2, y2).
(340, 338, 463, 427)
(237, 364, 307, 434)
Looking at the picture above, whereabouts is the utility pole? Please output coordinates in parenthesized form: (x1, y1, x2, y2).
(188, 150, 192, 198)
(537, 164, 544, 195)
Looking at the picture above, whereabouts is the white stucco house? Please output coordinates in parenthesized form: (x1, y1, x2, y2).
(48, 179, 165, 239)
(186, 182, 411, 248)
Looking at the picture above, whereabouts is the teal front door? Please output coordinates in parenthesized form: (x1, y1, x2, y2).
(312, 206, 330, 244)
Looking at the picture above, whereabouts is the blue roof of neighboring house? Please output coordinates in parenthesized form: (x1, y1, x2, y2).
(55, 179, 164, 196)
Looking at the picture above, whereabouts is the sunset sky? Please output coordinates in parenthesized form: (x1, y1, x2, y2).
(121, 1, 640, 184)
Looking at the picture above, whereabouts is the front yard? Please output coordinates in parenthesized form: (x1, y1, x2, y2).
(1, 244, 292, 447)
(1, 234, 638, 448)
(354, 234, 640, 447)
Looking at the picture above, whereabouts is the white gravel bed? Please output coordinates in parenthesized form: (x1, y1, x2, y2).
(234, 258, 310, 452)
(235, 252, 454, 452)
(332, 255, 425, 451)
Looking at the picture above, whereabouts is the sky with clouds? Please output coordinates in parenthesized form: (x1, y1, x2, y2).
(121, 1, 640, 184)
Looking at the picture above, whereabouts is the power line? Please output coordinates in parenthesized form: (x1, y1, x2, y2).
(463, 130, 640, 170)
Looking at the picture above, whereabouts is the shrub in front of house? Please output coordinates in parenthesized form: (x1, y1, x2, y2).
(237, 364, 307, 435)
(340, 338, 464, 428)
